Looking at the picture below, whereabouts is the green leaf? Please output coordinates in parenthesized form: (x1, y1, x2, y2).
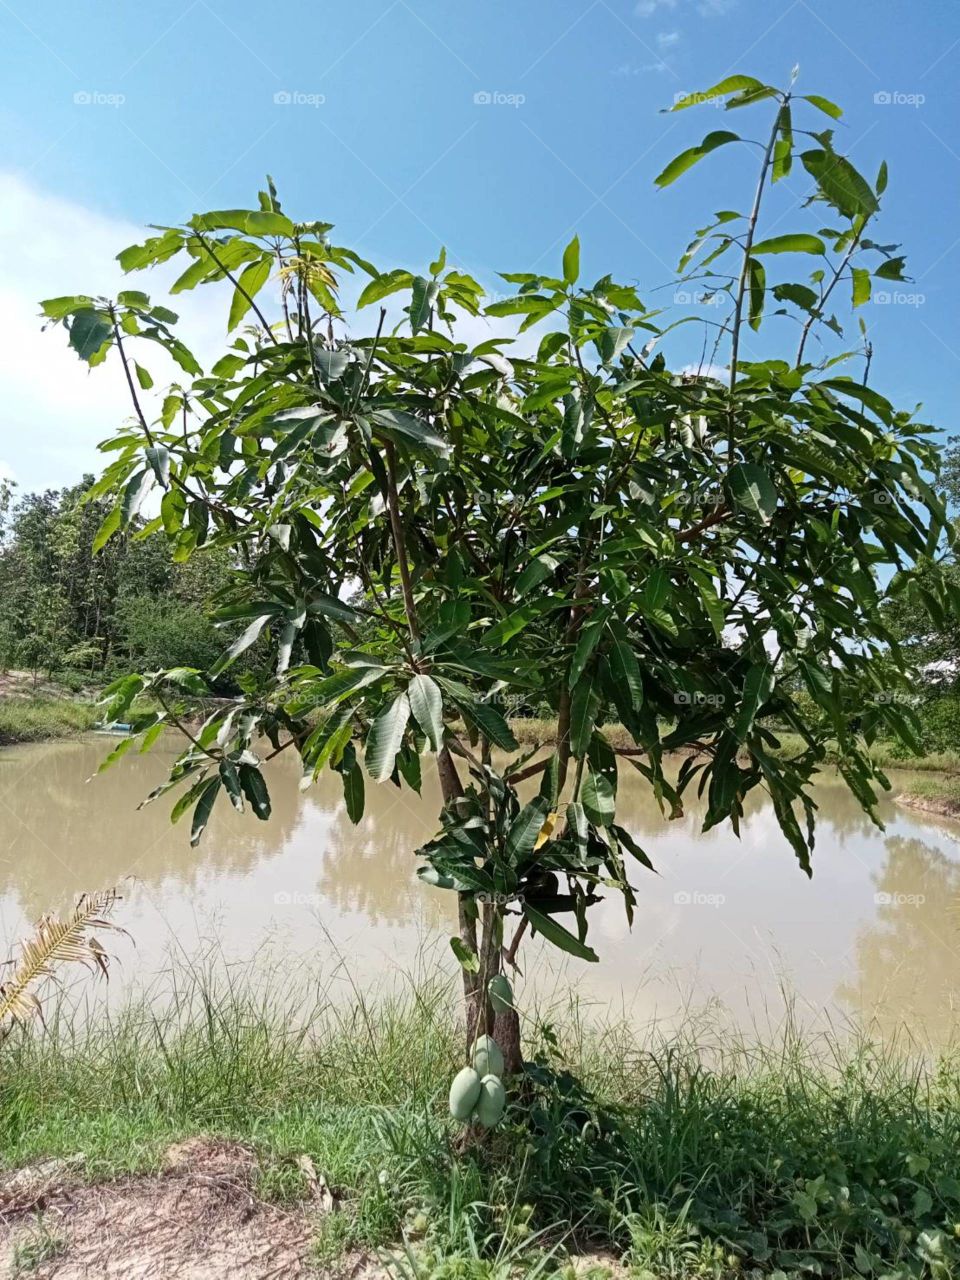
(568, 611, 607, 690)
(371, 408, 448, 455)
(562, 235, 580, 285)
(410, 276, 440, 335)
(506, 797, 551, 863)
(357, 269, 414, 308)
(408, 673, 443, 753)
(751, 234, 825, 255)
(121, 470, 153, 528)
(726, 462, 777, 523)
(801, 149, 879, 220)
(145, 445, 170, 489)
(734, 663, 774, 741)
(219, 759, 244, 812)
(746, 256, 765, 330)
(342, 762, 365, 822)
(523, 903, 598, 962)
(851, 266, 871, 307)
(92, 504, 121, 554)
(134, 361, 154, 390)
(450, 937, 480, 973)
(655, 131, 740, 188)
(238, 764, 271, 820)
(210, 612, 273, 675)
(669, 76, 766, 111)
(457, 697, 518, 751)
(514, 554, 558, 596)
(581, 768, 615, 827)
(190, 778, 220, 847)
(68, 310, 111, 362)
(597, 326, 634, 365)
(364, 692, 411, 783)
(607, 621, 643, 710)
(227, 257, 271, 332)
(802, 93, 843, 120)
(569, 675, 601, 757)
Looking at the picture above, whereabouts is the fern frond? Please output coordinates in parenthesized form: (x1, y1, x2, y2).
(0, 889, 122, 1030)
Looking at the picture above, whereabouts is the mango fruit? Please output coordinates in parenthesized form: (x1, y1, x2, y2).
(475, 1073, 507, 1127)
(488, 974, 513, 1013)
(472, 1034, 504, 1078)
(448, 1066, 482, 1120)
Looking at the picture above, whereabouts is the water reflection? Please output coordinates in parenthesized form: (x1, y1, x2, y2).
(837, 833, 960, 1044)
(1, 738, 958, 1042)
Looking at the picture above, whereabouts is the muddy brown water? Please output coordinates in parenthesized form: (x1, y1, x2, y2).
(2, 736, 960, 1044)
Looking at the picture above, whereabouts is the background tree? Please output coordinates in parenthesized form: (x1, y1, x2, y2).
(43, 72, 951, 1084)
(0, 479, 239, 684)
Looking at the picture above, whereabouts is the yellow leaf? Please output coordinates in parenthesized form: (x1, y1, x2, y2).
(533, 811, 558, 850)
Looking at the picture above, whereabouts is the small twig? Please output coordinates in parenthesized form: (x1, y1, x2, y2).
(193, 228, 278, 344)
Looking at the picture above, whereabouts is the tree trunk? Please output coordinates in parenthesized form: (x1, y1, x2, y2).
(492, 1006, 523, 1075)
(437, 745, 525, 1073)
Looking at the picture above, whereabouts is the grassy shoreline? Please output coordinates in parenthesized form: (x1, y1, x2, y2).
(0, 695, 99, 746)
(4, 968, 960, 1277)
(2, 696, 958, 820)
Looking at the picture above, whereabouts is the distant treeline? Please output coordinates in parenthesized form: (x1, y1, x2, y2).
(1, 471, 958, 755)
(0, 477, 234, 688)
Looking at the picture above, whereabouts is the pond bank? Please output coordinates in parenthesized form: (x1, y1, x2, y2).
(0, 696, 99, 746)
(2, 968, 960, 1279)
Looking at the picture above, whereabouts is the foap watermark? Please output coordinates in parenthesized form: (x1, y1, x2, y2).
(73, 90, 125, 108)
(473, 90, 525, 108)
(868, 690, 912, 706)
(273, 90, 325, 107)
(674, 691, 725, 708)
(674, 289, 725, 307)
(873, 289, 925, 308)
(274, 890, 323, 907)
(875, 891, 925, 907)
(874, 90, 925, 108)
(477, 891, 524, 906)
(674, 91, 724, 109)
(674, 890, 726, 908)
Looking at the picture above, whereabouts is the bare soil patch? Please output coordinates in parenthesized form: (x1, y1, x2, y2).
(0, 1140, 381, 1279)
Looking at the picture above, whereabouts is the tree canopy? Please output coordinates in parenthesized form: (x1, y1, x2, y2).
(43, 72, 953, 1067)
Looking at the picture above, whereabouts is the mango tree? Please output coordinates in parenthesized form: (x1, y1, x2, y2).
(44, 73, 952, 1089)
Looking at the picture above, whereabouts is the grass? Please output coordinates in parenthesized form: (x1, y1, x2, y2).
(0, 696, 99, 745)
(508, 719, 960, 777)
(9, 1216, 68, 1276)
(893, 771, 960, 818)
(3, 962, 960, 1278)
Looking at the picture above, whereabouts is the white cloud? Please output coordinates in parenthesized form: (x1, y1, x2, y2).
(0, 173, 231, 494)
(634, 0, 679, 16)
(0, 174, 534, 496)
(635, 0, 735, 18)
(657, 30, 681, 48)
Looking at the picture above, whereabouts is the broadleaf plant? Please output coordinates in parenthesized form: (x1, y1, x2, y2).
(44, 76, 952, 1081)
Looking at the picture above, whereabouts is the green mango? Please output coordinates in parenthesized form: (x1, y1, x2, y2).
(475, 1073, 507, 1128)
(488, 974, 513, 1014)
(448, 1066, 482, 1121)
(472, 1034, 504, 1078)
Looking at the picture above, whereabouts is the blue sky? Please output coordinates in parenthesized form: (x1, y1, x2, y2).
(1, 0, 958, 490)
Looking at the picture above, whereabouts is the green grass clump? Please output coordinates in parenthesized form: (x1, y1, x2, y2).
(2, 966, 960, 1278)
(0, 696, 99, 744)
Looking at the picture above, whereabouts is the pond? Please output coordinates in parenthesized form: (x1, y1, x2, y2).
(2, 736, 959, 1044)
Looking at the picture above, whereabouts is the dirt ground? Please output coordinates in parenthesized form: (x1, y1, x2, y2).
(0, 1140, 381, 1279)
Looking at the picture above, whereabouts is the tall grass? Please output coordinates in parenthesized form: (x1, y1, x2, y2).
(2, 961, 960, 1277)
(0, 696, 98, 744)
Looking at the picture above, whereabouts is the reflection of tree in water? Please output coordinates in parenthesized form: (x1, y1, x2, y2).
(837, 834, 960, 1043)
(610, 760, 897, 855)
(317, 768, 454, 929)
(0, 739, 303, 916)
